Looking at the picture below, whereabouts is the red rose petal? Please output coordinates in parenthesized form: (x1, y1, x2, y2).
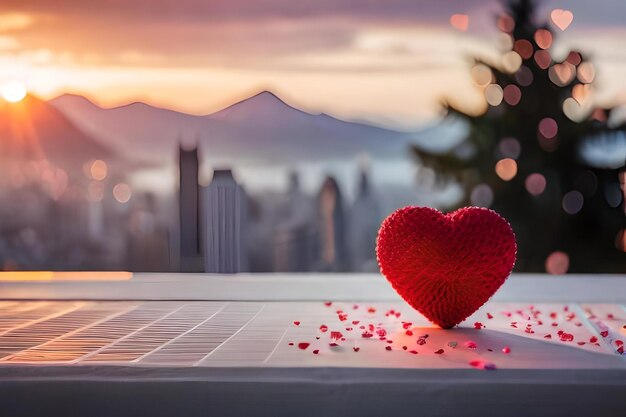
(502, 346, 511, 354)
(298, 343, 310, 350)
(385, 346, 392, 351)
(324, 302, 332, 307)
(600, 330, 609, 338)
(313, 349, 320, 354)
(330, 331, 343, 341)
(319, 324, 328, 333)
(353, 347, 360, 352)
(434, 349, 444, 354)
(487, 313, 494, 319)
(409, 350, 418, 354)
(293, 321, 300, 326)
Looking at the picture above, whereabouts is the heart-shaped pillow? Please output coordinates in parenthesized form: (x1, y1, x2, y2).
(376, 206, 516, 328)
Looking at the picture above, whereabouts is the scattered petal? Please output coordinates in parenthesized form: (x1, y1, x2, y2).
(293, 321, 300, 326)
(600, 331, 609, 338)
(464, 341, 477, 349)
(474, 322, 485, 329)
(353, 347, 360, 352)
(330, 331, 343, 341)
(502, 346, 511, 354)
(385, 346, 392, 351)
(409, 350, 418, 354)
(298, 343, 310, 350)
(434, 349, 445, 354)
(313, 349, 320, 355)
(319, 324, 328, 333)
(324, 302, 332, 307)
(487, 313, 494, 319)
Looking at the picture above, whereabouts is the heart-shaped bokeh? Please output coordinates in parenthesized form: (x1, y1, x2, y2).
(376, 206, 516, 328)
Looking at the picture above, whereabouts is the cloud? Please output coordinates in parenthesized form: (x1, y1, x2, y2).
(0, 12, 33, 31)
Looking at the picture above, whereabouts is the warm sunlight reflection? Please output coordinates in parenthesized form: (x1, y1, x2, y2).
(0, 271, 133, 281)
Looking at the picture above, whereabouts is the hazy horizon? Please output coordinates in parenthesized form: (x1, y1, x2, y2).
(2, 0, 626, 129)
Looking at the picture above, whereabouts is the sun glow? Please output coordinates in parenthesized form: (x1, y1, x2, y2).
(1, 81, 27, 103)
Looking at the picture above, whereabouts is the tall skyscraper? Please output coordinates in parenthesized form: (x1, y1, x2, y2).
(273, 172, 315, 271)
(202, 169, 248, 273)
(178, 144, 203, 271)
(348, 166, 381, 272)
(316, 175, 348, 271)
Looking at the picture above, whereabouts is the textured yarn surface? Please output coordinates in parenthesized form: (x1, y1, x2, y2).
(376, 206, 517, 328)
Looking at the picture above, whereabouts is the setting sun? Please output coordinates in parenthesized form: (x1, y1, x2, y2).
(1, 81, 27, 103)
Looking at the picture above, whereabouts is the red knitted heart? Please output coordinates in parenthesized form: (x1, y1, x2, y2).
(376, 206, 516, 328)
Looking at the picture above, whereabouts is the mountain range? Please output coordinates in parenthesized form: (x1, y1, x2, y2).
(0, 95, 113, 176)
(49, 91, 466, 165)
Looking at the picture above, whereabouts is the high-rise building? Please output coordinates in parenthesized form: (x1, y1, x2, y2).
(316, 175, 348, 271)
(273, 172, 315, 271)
(348, 166, 381, 272)
(202, 169, 248, 273)
(178, 144, 203, 271)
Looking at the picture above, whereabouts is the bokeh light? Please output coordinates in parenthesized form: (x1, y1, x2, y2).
(572, 83, 592, 104)
(545, 251, 569, 275)
(562, 190, 584, 214)
(502, 51, 522, 73)
(497, 14, 515, 33)
(562, 97, 585, 122)
(503, 84, 522, 105)
(449, 14, 469, 31)
(495, 158, 517, 181)
(1, 81, 27, 103)
(514, 39, 534, 59)
(471, 64, 492, 87)
(534, 50, 551, 69)
(604, 184, 623, 208)
(566, 51, 582, 66)
(113, 183, 132, 203)
(549, 62, 575, 86)
(538, 117, 558, 139)
(90, 160, 108, 181)
(515, 66, 534, 86)
(534, 29, 553, 49)
(485, 84, 503, 106)
(87, 181, 105, 202)
(498, 137, 521, 159)
(525, 173, 547, 195)
(470, 183, 494, 207)
(577, 62, 595, 83)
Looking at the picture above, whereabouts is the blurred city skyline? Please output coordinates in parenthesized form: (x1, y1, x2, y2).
(1, 1, 626, 128)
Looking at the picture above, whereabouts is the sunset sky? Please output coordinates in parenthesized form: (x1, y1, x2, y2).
(1, 0, 625, 128)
